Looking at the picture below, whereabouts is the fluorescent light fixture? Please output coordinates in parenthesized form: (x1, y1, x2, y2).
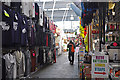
(70, 15, 74, 20)
(44, 8, 70, 11)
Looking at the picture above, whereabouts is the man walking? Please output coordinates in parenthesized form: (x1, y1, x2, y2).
(67, 40, 75, 65)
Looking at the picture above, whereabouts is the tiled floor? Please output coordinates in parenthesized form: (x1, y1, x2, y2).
(30, 52, 79, 78)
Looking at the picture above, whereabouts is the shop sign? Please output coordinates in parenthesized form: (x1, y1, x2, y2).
(92, 54, 109, 78)
(107, 42, 120, 49)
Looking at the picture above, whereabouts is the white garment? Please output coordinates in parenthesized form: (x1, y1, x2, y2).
(32, 3, 35, 18)
(12, 54, 17, 79)
(3, 53, 16, 79)
(21, 1, 34, 17)
(28, 2, 35, 18)
(75, 47, 80, 53)
(39, 8, 43, 26)
(3, 0, 11, 6)
(21, 2, 30, 17)
(22, 52, 25, 73)
(14, 51, 22, 64)
(24, 50, 31, 76)
(19, 51, 25, 76)
(14, 51, 23, 77)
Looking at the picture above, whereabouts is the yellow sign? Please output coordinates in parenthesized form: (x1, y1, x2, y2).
(95, 64, 105, 67)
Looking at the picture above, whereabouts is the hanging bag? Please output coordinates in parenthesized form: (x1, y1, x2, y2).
(70, 44, 75, 52)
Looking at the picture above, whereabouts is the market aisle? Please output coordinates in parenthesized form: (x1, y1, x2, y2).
(30, 52, 79, 78)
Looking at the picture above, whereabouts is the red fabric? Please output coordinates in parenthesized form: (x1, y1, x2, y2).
(49, 21, 56, 33)
(33, 53, 35, 57)
(46, 34, 48, 46)
(54, 49, 56, 63)
(110, 24, 112, 29)
(35, 12, 38, 15)
(69, 43, 75, 52)
(30, 50, 36, 72)
(112, 25, 114, 30)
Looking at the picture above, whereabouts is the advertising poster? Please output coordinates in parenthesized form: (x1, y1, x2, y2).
(92, 54, 109, 78)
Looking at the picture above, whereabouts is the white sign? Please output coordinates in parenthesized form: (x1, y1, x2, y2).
(92, 54, 109, 78)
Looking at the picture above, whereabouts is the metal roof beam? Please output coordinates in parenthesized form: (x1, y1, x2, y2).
(51, 0, 56, 20)
(42, 0, 46, 10)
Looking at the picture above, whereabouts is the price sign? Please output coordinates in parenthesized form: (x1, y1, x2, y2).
(92, 54, 109, 78)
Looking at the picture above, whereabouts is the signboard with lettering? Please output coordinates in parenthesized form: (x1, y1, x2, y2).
(107, 42, 120, 49)
(92, 54, 109, 78)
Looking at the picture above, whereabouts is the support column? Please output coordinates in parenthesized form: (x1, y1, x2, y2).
(103, 2, 106, 45)
(99, 2, 102, 52)
(0, 2, 2, 80)
(88, 25, 90, 52)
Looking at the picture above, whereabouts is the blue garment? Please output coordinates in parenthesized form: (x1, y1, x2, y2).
(12, 11, 21, 46)
(31, 26, 35, 46)
(27, 19, 37, 46)
(35, 3, 39, 23)
(20, 15, 28, 46)
(2, 4, 14, 47)
(11, 2, 22, 13)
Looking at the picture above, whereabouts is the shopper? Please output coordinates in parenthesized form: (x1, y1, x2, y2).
(75, 43, 79, 55)
(67, 40, 75, 65)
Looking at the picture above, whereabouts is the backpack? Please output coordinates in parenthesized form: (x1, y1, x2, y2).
(70, 44, 75, 52)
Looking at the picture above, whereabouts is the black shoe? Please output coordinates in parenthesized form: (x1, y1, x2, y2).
(71, 62, 73, 65)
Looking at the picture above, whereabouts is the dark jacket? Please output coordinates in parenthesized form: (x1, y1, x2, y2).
(67, 41, 75, 54)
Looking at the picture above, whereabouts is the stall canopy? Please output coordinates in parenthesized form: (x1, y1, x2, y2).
(70, 3, 82, 17)
(81, 2, 99, 26)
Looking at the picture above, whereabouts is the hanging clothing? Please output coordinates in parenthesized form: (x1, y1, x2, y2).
(2, 4, 14, 47)
(27, 19, 32, 46)
(31, 25, 35, 46)
(12, 11, 21, 46)
(42, 32, 46, 46)
(30, 49, 36, 72)
(35, 3, 39, 23)
(21, 2, 30, 17)
(35, 24, 40, 46)
(33, 22, 37, 46)
(43, 49, 46, 64)
(48, 33, 51, 47)
(39, 6, 43, 26)
(38, 48, 44, 65)
(23, 49, 31, 76)
(11, 2, 22, 13)
(2, 57, 6, 80)
(44, 17, 47, 30)
(4, 2, 11, 6)
(14, 51, 21, 78)
(14, 51, 25, 78)
(40, 30, 44, 46)
(32, 3, 35, 18)
(3, 53, 17, 79)
(46, 34, 48, 47)
(35, 47, 39, 64)
(21, 15, 28, 46)
(27, 19, 36, 46)
(19, 51, 25, 77)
